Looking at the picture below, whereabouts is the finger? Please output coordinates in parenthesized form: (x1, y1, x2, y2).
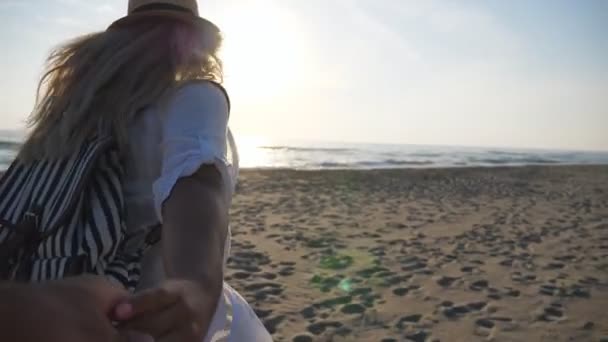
(113, 330, 134, 342)
(158, 322, 205, 342)
(122, 301, 188, 337)
(85, 279, 130, 314)
(56, 276, 129, 314)
(116, 287, 180, 320)
(118, 330, 155, 342)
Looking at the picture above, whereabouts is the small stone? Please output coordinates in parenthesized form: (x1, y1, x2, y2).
(444, 306, 469, 318)
(507, 289, 521, 297)
(335, 326, 352, 336)
(300, 306, 315, 319)
(263, 315, 286, 334)
(307, 321, 342, 335)
(582, 321, 594, 330)
(260, 272, 277, 280)
(393, 287, 409, 296)
(341, 303, 366, 315)
(461, 266, 474, 273)
(405, 330, 429, 342)
(254, 309, 273, 319)
(441, 301, 454, 307)
(468, 302, 487, 311)
(476, 319, 495, 329)
(470, 280, 489, 291)
(437, 276, 458, 287)
(571, 288, 590, 298)
(397, 314, 423, 328)
(544, 307, 563, 317)
(292, 334, 314, 342)
(233, 272, 250, 279)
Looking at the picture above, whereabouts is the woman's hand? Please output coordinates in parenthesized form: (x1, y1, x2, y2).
(115, 279, 221, 342)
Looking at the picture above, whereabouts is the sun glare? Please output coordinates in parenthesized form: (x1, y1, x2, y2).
(217, 2, 308, 102)
(234, 135, 272, 168)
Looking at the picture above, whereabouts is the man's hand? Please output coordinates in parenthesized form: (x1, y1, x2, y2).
(115, 279, 220, 342)
(0, 275, 129, 342)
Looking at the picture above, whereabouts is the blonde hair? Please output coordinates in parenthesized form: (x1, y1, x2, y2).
(20, 18, 223, 161)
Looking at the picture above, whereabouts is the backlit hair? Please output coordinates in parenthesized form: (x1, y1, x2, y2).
(20, 18, 223, 160)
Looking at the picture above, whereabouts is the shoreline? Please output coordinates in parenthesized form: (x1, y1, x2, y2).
(238, 164, 608, 172)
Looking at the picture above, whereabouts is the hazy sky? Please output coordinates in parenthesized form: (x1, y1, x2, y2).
(1, 0, 607, 150)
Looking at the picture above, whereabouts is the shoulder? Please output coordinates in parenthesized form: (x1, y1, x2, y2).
(161, 81, 230, 134)
(168, 80, 230, 114)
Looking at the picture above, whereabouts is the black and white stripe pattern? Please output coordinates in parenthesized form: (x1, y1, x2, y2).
(0, 136, 144, 290)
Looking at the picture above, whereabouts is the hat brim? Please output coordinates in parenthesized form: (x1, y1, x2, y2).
(108, 10, 219, 32)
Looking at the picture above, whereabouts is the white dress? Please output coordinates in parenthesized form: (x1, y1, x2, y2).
(123, 81, 271, 342)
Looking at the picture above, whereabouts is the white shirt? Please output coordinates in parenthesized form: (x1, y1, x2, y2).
(123, 81, 236, 289)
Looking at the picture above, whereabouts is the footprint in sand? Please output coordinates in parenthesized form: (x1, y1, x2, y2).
(436, 276, 459, 288)
(470, 279, 490, 291)
(538, 303, 566, 322)
(404, 330, 430, 342)
(474, 318, 495, 337)
(395, 314, 423, 329)
(291, 334, 314, 342)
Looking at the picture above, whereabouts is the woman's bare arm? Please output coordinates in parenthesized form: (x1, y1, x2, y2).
(161, 164, 229, 300)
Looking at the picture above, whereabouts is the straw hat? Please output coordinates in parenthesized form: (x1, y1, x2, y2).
(109, 0, 218, 31)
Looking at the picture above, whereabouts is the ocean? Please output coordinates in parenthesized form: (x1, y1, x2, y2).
(1, 130, 608, 170)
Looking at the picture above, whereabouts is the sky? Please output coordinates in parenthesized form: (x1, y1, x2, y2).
(0, 0, 607, 151)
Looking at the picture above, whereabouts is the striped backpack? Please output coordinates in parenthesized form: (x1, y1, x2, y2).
(0, 135, 158, 290)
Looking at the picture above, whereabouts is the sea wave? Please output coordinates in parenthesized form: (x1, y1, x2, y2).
(259, 146, 358, 153)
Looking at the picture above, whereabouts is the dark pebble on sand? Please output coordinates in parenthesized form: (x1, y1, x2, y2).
(572, 288, 591, 298)
(583, 321, 594, 330)
(405, 330, 429, 342)
(437, 276, 458, 287)
(233, 272, 251, 279)
(506, 289, 521, 297)
(260, 272, 278, 280)
(254, 309, 273, 319)
(476, 319, 495, 329)
(279, 267, 295, 276)
(487, 294, 502, 300)
(263, 315, 286, 334)
(335, 326, 353, 336)
(292, 334, 314, 342)
(403, 262, 427, 272)
(470, 280, 489, 291)
(393, 288, 409, 296)
(300, 306, 315, 319)
(245, 282, 282, 292)
(397, 314, 423, 328)
(341, 303, 366, 315)
(441, 301, 454, 307)
(539, 285, 558, 296)
(545, 262, 565, 270)
(544, 307, 563, 317)
(461, 266, 474, 273)
(307, 321, 342, 335)
(351, 287, 373, 296)
(468, 302, 487, 311)
(444, 305, 469, 318)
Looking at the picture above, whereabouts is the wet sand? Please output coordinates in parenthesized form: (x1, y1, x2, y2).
(226, 166, 608, 342)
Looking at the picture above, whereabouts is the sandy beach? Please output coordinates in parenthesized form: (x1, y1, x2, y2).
(226, 166, 608, 342)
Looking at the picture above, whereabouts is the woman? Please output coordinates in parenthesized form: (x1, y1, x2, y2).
(19, 0, 271, 341)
